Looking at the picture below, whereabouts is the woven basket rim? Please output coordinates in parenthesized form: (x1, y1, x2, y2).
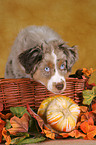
(0, 77, 86, 82)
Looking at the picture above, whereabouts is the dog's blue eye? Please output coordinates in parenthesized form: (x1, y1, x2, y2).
(45, 67, 50, 72)
(60, 64, 65, 70)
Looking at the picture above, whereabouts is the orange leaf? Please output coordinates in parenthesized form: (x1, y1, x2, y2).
(81, 111, 90, 122)
(68, 130, 86, 139)
(81, 114, 87, 122)
(80, 121, 89, 133)
(0, 118, 6, 143)
(87, 130, 96, 140)
(78, 106, 89, 123)
(2, 127, 11, 145)
(43, 129, 55, 139)
(88, 117, 94, 125)
(81, 110, 96, 124)
(80, 106, 88, 113)
(80, 117, 96, 140)
(59, 132, 69, 138)
(8, 113, 30, 135)
(82, 68, 96, 77)
(76, 121, 82, 129)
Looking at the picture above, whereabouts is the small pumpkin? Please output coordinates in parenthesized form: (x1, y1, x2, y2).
(37, 95, 80, 132)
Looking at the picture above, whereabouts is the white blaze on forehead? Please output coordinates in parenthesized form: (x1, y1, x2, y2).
(47, 50, 66, 92)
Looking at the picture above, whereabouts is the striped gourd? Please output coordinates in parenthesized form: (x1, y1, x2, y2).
(37, 95, 80, 132)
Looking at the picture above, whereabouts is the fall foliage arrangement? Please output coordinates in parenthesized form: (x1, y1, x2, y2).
(0, 68, 96, 144)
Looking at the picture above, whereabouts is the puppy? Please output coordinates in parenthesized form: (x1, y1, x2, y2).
(5, 26, 78, 94)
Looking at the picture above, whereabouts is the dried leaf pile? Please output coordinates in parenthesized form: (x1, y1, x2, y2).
(0, 68, 96, 144)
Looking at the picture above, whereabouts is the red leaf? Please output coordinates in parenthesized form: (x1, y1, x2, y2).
(0, 103, 3, 112)
(27, 104, 56, 139)
(92, 103, 96, 112)
(0, 119, 6, 143)
(85, 82, 96, 90)
(0, 113, 12, 120)
(27, 104, 46, 131)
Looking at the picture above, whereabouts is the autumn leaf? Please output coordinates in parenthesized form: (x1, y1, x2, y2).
(43, 129, 55, 139)
(10, 136, 26, 145)
(10, 133, 29, 145)
(59, 132, 69, 138)
(79, 109, 96, 125)
(2, 127, 11, 145)
(85, 81, 96, 90)
(80, 106, 88, 113)
(83, 86, 96, 105)
(86, 129, 96, 140)
(10, 130, 45, 144)
(92, 103, 96, 112)
(80, 117, 96, 140)
(0, 113, 12, 120)
(10, 132, 45, 144)
(82, 68, 96, 78)
(80, 112, 89, 122)
(0, 118, 6, 143)
(27, 104, 56, 139)
(10, 106, 31, 118)
(93, 86, 96, 96)
(78, 104, 96, 125)
(68, 130, 86, 139)
(43, 128, 86, 139)
(0, 103, 3, 112)
(8, 113, 30, 135)
(17, 136, 46, 144)
(5, 120, 11, 130)
(59, 129, 86, 139)
(27, 104, 47, 131)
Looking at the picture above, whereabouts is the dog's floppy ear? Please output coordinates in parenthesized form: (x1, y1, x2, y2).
(18, 46, 43, 75)
(67, 45, 78, 71)
(59, 44, 78, 72)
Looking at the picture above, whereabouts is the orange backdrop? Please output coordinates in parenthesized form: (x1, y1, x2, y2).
(0, 0, 96, 83)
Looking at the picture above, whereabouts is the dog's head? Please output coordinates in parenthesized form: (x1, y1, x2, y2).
(18, 41, 78, 94)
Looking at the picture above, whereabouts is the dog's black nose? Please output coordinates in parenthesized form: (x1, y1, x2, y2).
(56, 83, 64, 90)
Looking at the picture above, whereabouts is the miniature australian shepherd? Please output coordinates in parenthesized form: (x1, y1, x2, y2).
(5, 26, 78, 94)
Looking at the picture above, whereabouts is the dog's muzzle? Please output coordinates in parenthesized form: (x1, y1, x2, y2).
(47, 80, 66, 94)
(56, 83, 64, 90)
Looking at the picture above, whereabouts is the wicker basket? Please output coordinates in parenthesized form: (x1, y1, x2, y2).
(0, 78, 86, 111)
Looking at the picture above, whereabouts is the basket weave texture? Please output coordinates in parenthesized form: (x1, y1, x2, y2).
(0, 78, 86, 111)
